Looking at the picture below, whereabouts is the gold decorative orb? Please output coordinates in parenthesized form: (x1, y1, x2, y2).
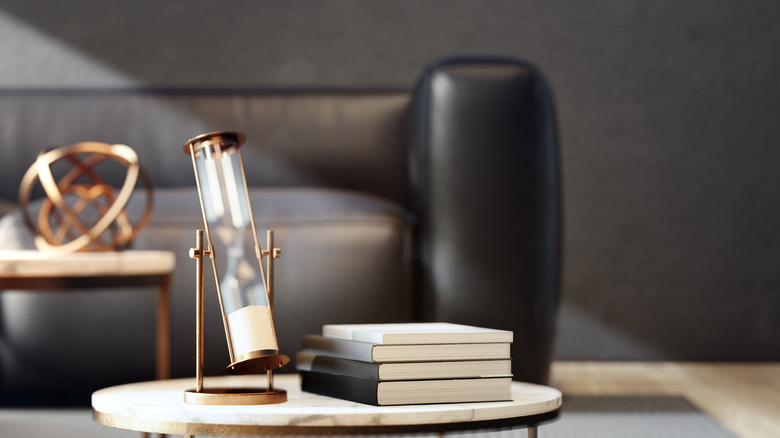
(18, 142, 153, 253)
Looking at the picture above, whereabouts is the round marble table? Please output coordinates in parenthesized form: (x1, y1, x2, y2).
(92, 374, 561, 437)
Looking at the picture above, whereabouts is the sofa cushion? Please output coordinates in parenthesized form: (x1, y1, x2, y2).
(0, 90, 411, 205)
(0, 187, 413, 401)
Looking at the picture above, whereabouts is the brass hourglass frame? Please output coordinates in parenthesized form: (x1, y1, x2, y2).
(182, 131, 289, 405)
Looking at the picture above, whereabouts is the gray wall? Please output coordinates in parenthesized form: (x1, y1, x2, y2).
(1, 0, 778, 361)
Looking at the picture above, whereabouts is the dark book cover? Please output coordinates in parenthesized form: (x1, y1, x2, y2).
(300, 371, 512, 406)
(300, 370, 379, 405)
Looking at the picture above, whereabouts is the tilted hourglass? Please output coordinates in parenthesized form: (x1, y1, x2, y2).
(183, 131, 289, 405)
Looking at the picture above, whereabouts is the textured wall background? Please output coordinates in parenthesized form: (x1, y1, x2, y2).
(1, 0, 778, 360)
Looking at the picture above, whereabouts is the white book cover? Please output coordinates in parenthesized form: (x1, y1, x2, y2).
(322, 322, 513, 345)
(302, 335, 511, 363)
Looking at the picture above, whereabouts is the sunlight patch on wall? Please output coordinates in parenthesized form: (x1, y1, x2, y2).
(0, 10, 138, 88)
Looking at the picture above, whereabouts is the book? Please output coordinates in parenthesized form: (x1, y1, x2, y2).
(302, 334, 511, 363)
(300, 370, 512, 406)
(322, 322, 513, 345)
(296, 351, 512, 381)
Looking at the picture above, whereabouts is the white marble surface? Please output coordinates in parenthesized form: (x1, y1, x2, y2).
(92, 374, 562, 429)
(0, 250, 176, 277)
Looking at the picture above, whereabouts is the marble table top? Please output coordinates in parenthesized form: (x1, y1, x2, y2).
(92, 374, 562, 436)
(0, 250, 175, 278)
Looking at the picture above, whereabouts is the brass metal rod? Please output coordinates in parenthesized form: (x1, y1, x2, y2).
(236, 148, 270, 294)
(193, 230, 205, 393)
(265, 230, 278, 392)
(265, 230, 280, 344)
(266, 230, 274, 308)
(208, 254, 236, 363)
(188, 144, 215, 269)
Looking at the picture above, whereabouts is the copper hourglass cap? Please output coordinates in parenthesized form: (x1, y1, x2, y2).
(183, 131, 246, 155)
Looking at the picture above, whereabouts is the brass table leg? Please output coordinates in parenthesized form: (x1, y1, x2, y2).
(156, 275, 172, 380)
(155, 276, 172, 438)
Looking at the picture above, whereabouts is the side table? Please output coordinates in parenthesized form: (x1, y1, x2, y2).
(0, 250, 175, 380)
(93, 374, 562, 437)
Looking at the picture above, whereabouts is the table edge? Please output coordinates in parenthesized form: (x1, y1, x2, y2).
(0, 273, 172, 289)
(93, 407, 561, 436)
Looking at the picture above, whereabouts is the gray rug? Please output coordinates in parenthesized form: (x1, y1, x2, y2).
(534, 395, 739, 438)
(0, 407, 137, 438)
(0, 396, 738, 437)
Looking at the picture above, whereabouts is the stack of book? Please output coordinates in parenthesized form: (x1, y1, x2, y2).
(296, 322, 513, 406)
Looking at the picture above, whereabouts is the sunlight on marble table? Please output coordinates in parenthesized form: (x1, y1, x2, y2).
(92, 374, 561, 437)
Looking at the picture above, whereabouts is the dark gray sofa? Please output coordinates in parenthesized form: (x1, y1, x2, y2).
(0, 56, 561, 406)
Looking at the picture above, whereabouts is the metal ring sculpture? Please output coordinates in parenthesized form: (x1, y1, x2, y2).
(18, 142, 153, 253)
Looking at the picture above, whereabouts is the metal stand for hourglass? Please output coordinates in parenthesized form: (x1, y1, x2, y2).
(184, 229, 287, 405)
(182, 131, 289, 405)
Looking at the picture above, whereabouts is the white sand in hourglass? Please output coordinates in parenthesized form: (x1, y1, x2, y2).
(227, 305, 277, 357)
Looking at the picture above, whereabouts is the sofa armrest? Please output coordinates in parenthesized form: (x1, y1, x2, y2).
(410, 56, 561, 383)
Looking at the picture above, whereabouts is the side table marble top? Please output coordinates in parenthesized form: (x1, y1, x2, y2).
(92, 374, 562, 436)
(0, 249, 175, 278)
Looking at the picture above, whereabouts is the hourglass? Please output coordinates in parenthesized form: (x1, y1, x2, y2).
(182, 131, 289, 405)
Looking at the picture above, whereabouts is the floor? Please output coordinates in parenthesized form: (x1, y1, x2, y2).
(550, 362, 780, 438)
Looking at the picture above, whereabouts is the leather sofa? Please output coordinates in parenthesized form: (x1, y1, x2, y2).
(0, 56, 561, 404)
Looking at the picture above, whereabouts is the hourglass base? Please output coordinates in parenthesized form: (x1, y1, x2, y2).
(226, 352, 291, 375)
(184, 387, 287, 405)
